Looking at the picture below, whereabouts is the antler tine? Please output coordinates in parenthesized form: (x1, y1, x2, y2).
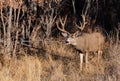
(73, 31, 79, 37)
(56, 15, 70, 34)
(59, 15, 68, 30)
(56, 21, 65, 32)
(81, 15, 87, 29)
(75, 22, 82, 30)
(75, 15, 87, 31)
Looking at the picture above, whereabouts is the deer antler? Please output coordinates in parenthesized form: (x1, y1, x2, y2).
(75, 15, 87, 31)
(56, 15, 70, 34)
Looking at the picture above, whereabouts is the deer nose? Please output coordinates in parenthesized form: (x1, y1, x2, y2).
(66, 38, 71, 44)
(66, 40, 69, 43)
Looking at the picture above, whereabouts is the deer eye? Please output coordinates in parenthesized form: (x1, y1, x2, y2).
(67, 37, 72, 42)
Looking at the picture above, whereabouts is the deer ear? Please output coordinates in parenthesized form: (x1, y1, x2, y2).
(76, 31, 82, 37)
(61, 32, 68, 37)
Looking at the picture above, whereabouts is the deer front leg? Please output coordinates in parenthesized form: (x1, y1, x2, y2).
(80, 53, 84, 71)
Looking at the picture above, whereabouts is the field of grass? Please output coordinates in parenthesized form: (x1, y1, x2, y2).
(0, 37, 119, 81)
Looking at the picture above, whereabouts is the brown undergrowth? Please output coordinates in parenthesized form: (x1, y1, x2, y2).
(0, 37, 119, 81)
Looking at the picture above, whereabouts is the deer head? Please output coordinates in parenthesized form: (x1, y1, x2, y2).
(56, 15, 87, 46)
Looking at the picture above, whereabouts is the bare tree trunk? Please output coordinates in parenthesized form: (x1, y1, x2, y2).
(13, 6, 21, 58)
(31, 26, 41, 47)
(6, 7, 13, 56)
(1, 8, 7, 55)
(13, 30, 19, 58)
(0, 28, 1, 39)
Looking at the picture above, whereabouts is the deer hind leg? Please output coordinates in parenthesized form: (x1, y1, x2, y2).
(98, 50, 103, 64)
(85, 51, 89, 68)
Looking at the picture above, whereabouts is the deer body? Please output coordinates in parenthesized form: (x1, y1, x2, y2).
(66, 32, 105, 70)
(68, 32, 105, 52)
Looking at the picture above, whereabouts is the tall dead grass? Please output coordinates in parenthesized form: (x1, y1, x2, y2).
(104, 31, 120, 81)
(0, 34, 119, 81)
(0, 56, 42, 81)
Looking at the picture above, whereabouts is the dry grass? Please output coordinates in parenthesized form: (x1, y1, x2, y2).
(45, 40, 75, 57)
(0, 56, 42, 81)
(0, 37, 119, 81)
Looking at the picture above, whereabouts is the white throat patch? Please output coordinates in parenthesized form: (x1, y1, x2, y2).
(66, 37, 77, 45)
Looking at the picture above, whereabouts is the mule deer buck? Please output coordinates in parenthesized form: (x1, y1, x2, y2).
(56, 15, 105, 70)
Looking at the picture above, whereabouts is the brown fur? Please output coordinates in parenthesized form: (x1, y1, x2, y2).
(72, 32, 105, 52)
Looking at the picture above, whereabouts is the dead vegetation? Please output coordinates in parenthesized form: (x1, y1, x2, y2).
(0, 0, 119, 81)
(0, 37, 119, 81)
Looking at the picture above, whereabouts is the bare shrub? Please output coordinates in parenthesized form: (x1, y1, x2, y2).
(104, 29, 120, 81)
